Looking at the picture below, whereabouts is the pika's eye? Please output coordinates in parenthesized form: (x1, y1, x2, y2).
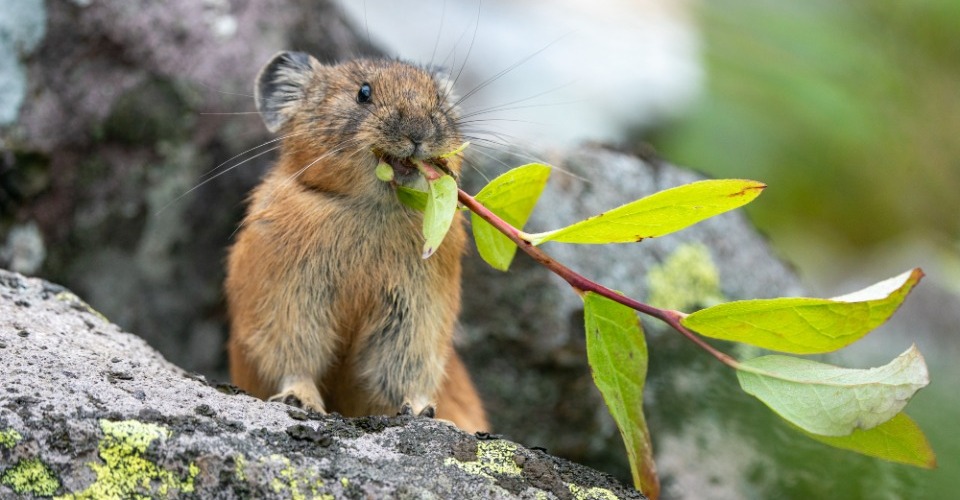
(357, 83, 372, 103)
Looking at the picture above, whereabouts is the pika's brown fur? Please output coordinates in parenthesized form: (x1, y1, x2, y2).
(225, 52, 487, 432)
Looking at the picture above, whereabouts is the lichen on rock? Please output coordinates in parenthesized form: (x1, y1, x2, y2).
(58, 419, 197, 499)
(1, 458, 60, 497)
(0, 428, 23, 449)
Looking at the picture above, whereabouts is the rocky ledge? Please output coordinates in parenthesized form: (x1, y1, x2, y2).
(0, 269, 642, 499)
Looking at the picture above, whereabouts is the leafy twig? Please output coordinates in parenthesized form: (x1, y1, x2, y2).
(457, 187, 740, 368)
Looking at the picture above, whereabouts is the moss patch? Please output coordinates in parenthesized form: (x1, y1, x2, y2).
(646, 243, 724, 311)
(56, 419, 197, 499)
(1, 458, 61, 497)
(444, 440, 523, 479)
(0, 428, 23, 449)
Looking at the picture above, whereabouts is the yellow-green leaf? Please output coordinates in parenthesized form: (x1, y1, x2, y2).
(736, 345, 929, 437)
(375, 161, 394, 182)
(799, 412, 936, 469)
(583, 292, 659, 498)
(397, 186, 428, 212)
(421, 175, 458, 259)
(471, 163, 551, 271)
(527, 179, 764, 245)
(682, 269, 923, 354)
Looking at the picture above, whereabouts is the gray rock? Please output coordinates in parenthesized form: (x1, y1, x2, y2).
(0, 268, 643, 499)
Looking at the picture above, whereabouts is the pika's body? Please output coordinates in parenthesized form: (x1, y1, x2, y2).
(226, 52, 487, 432)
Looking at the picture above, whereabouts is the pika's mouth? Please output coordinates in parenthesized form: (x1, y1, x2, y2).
(379, 154, 420, 178)
(375, 153, 455, 181)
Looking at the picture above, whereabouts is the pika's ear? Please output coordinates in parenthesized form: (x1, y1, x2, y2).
(255, 51, 319, 133)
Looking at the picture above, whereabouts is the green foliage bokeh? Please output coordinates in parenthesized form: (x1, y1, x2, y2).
(653, 0, 960, 253)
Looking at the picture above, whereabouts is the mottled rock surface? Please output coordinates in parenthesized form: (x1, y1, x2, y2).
(0, 269, 643, 499)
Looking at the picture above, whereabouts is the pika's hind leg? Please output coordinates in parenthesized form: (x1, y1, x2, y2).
(268, 375, 326, 414)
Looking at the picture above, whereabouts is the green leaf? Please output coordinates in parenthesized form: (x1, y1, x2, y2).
(583, 292, 659, 498)
(736, 345, 929, 437)
(681, 269, 923, 354)
(421, 175, 459, 259)
(527, 179, 764, 245)
(375, 161, 394, 182)
(397, 186, 428, 212)
(471, 163, 551, 271)
(798, 412, 937, 469)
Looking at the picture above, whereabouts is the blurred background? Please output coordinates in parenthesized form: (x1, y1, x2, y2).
(2, 0, 957, 498)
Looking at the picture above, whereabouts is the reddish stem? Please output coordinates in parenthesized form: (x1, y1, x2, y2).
(458, 188, 739, 369)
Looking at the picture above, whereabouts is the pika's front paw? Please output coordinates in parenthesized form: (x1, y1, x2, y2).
(418, 405, 436, 418)
(397, 402, 436, 419)
(269, 390, 326, 414)
(269, 378, 326, 414)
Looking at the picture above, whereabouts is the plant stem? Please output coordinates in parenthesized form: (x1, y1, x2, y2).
(458, 188, 740, 369)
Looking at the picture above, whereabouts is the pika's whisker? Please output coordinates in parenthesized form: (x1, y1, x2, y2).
(156, 144, 283, 215)
(454, 32, 571, 108)
(197, 81, 254, 98)
(428, 0, 448, 70)
(443, 0, 483, 105)
(200, 132, 305, 181)
(457, 82, 578, 120)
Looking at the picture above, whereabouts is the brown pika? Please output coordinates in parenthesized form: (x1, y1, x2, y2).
(225, 51, 488, 432)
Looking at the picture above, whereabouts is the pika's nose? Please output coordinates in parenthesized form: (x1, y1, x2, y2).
(409, 138, 424, 157)
(385, 109, 437, 158)
(402, 116, 433, 141)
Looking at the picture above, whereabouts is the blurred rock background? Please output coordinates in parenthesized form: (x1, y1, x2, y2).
(1, 0, 956, 498)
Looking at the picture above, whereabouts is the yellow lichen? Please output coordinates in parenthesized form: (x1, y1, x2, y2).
(567, 483, 620, 500)
(443, 440, 522, 479)
(1, 458, 61, 496)
(234, 453, 246, 482)
(0, 428, 23, 449)
(55, 419, 198, 499)
(646, 243, 724, 311)
(260, 454, 330, 500)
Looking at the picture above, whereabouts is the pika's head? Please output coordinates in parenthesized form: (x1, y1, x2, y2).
(256, 52, 463, 185)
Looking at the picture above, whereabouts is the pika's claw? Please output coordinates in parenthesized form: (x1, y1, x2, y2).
(398, 402, 414, 416)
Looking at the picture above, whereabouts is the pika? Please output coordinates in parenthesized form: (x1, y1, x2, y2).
(225, 51, 488, 433)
